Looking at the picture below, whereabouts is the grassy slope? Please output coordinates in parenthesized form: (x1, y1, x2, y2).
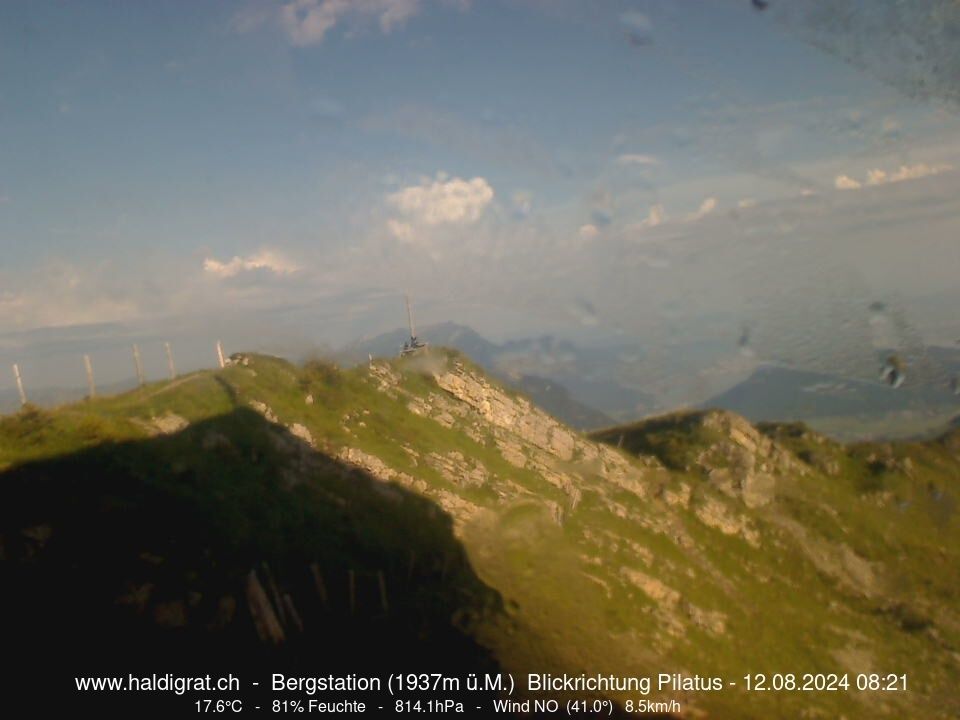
(1, 353, 958, 718)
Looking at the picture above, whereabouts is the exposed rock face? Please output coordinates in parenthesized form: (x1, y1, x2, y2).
(288, 423, 315, 448)
(153, 413, 189, 435)
(428, 361, 665, 501)
(337, 447, 424, 491)
(694, 410, 808, 508)
(133, 412, 189, 436)
(694, 495, 760, 547)
(425, 451, 489, 487)
(249, 400, 279, 424)
(433, 366, 578, 461)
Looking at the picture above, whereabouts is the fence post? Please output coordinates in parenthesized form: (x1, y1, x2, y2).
(164, 342, 177, 380)
(377, 570, 389, 613)
(309, 563, 329, 608)
(12, 363, 27, 406)
(132, 344, 145, 386)
(84, 354, 96, 398)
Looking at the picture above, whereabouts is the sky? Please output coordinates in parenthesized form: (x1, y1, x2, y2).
(1, 0, 960, 392)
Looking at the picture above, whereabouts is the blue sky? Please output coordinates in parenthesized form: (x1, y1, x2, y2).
(2, 0, 960, 389)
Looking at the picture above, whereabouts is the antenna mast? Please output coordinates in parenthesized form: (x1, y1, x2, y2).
(405, 293, 416, 340)
(399, 294, 428, 356)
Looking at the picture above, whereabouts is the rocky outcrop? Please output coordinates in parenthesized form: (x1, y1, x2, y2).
(433, 365, 578, 461)
(694, 410, 809, 508)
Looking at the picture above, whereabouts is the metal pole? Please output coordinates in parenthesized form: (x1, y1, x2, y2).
(405, 294, 416, 339)
(12, 363, 27, 406)
(132, 343, 145, 386)
(84, 354, 96, 398)
(164, 342, 177, 380)
(216, 340, 226, 369)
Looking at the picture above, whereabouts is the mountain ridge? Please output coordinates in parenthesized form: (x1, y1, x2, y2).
(1, 348, 958, 718)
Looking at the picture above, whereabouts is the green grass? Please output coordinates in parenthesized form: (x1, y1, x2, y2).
(1, 350, 958, 718)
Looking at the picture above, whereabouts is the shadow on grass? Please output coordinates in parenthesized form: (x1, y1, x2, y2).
(0, 408, 507, 711)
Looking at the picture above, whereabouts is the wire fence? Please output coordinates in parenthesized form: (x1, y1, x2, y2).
(2, 338, 230, 414)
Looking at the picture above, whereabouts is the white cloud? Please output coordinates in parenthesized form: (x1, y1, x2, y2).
(878, 163, 952, 184)
(616, 153, 659, 167)
(386, 219, 416, 242)
(738, 198, 757, 209)
(275, 0, 423, 46)
(629, 203, 665, 231)
(837, 163, 952, 191)
(388, 173, 494, 225)
(203, 250, 300, 278)
(687, 197, 718, 222)
(578, 224, 600, 240)
(644, 203, 665, 228)
(834, 174, 862, 190)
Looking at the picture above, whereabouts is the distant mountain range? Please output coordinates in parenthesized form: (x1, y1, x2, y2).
(0, 378, 141, 415)
(341, 324, 960, 439)
(702, 357, 960, 440)
(7, 320, 959, 440)
(338, 322, 657, 429)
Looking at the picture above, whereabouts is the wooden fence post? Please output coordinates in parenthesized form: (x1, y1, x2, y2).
(310, 563, 329, 608)
(12, 363, 27, 406)
(132, 344, 145, 386)
(84, 354, 96, 398)
(164, 342, 177, 380)
(378, 570, 389, 613)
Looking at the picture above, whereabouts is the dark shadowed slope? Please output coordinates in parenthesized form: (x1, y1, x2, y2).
(0, 408, 505, 714)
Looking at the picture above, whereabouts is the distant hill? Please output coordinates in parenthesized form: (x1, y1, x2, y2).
(508, 374, 614, 429)
(703, 363, 960, 439)
(0, 378, 141, 415)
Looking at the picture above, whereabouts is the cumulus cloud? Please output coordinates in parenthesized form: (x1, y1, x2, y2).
(253, 0, 468, 45)
(387, 173, 494, 226)
(386, 219, 416, 242)
(624, 196, 720, 235)
(616, 153, 659, 166)
(203, 250, 300, 278)
(687, 197, 718, 222)
(867, 163, 952, 185)
(578, 224, 600, 240)
(834, 174, 862, 190)
(281, 0, 420, 45)
(631, 203, 665, 231)
(836, 163, 952, 191)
